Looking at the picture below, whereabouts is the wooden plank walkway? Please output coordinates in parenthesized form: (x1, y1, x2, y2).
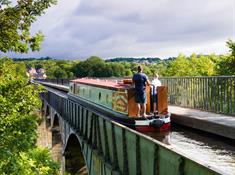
(168, 105, 235, 139)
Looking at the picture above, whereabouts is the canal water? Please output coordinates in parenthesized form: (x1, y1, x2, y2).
(146, 124, 235, 175)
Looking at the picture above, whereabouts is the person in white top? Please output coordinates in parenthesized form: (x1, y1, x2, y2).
(151, 73, 161, 114)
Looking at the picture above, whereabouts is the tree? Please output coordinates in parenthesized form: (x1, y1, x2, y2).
(226, 39, 235, 74)
(72, 56, 106, 77)
(0, 0, 59, 173)
(215, 39, 235, 75)
(166, 54, 191, 76)
(189, 53, 215, 76)
(0, 0, 57, 53)
(226, 39, 235, 57)
(53, 68, 68, 78)
(148, 62, 168, 77)
(0, 57, 59, 174)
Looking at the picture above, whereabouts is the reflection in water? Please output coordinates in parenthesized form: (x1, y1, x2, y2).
(147, 130, 172, 145)
(146, 125, 235, 175)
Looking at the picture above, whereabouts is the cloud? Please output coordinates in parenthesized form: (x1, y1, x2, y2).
(3, 0, 235, 59)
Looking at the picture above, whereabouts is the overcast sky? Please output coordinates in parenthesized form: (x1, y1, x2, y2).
(4, 0, 235, 60)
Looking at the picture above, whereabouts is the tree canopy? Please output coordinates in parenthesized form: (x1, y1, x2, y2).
(0, 57, 59, 174)
(0, 0, 56, 53)
(215, 40, 235, 75)
(0, 0, 59, 174)
(17, 40, 235, 79)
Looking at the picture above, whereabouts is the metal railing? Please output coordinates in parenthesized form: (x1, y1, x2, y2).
(41, 90, 223, 175)
(36, 76, 235, 116)
(35, 78, 71, 86)
(160, 76, 235, 116)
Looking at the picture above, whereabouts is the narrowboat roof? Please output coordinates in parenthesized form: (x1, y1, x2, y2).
(70, 78, 132, 91)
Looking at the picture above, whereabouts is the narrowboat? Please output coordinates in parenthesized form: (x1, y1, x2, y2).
(68, 78, 171, 132)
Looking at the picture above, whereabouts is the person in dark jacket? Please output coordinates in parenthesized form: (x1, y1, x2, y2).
(132, 65, 150, 118)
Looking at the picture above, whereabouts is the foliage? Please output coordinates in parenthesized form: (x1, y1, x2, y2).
(165, 53, 191, 76)
(148, 61, 170, 77)
(225, 39, 235, 74)
(214, 39, 235, 75)
(107, 57, 161, 63)
(0, 0, 57, 53)
(21, 59, 75, 78)
(226, 39, 235, 57)
(0, 0, 59, 173)
(0, 57, 59, 174)
(164, 53, 228, 76)
(72, 56, 128, 77)
(13, 57, 53, 62)
(16, 147, 59, 175)
(10, 39, 235, 78)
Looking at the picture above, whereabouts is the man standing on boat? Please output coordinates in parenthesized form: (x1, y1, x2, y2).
(132, 65, 150, 118)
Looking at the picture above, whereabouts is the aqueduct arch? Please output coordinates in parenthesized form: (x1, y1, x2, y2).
(64, 134, 87, 174)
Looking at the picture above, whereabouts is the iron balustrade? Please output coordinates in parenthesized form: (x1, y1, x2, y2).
(35, 78, 71, 86)
(37, 76, 235, 116)
(160, 76, 235, 116)
(40, 90, 223, 175)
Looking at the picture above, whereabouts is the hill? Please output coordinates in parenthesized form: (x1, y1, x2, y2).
(106, 57, 161, 63)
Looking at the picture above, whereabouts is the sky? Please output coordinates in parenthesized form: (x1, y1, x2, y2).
(4, 0, 235, 60)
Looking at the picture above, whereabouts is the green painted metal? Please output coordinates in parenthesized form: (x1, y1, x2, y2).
(158, 147, 182, 175)
(125, 131, 137, 175)
(114, 125, 124, 173)
(41, 88, 225, 175)
(106, 122, 114, 164)
(71, 82, 115, 110)
(139, 137, 155, 175)
(69, 82, 129, 115)
(161, 76, 235, 116)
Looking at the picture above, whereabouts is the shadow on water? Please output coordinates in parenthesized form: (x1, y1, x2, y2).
(146, 124, 235, 175)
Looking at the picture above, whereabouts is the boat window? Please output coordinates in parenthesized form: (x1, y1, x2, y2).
(70, 84, 73, 92)
(73, 84, 76, 94)
(77, 86, 80, 94)
(89, 89, 91, 97)
(106, 94, 109, 103)
(99, 92, 101, 100)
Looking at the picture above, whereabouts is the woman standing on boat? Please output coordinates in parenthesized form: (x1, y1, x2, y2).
(132, 65, 150, 118)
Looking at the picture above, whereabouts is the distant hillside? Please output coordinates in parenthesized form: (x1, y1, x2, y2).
(12, 57, 53, 61)
(106, 57, 161, 63)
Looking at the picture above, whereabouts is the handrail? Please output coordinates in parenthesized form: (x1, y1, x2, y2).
(41, 88, 225, 175)
(36, 76, 235, 116)
(160, 76, 235, 116)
